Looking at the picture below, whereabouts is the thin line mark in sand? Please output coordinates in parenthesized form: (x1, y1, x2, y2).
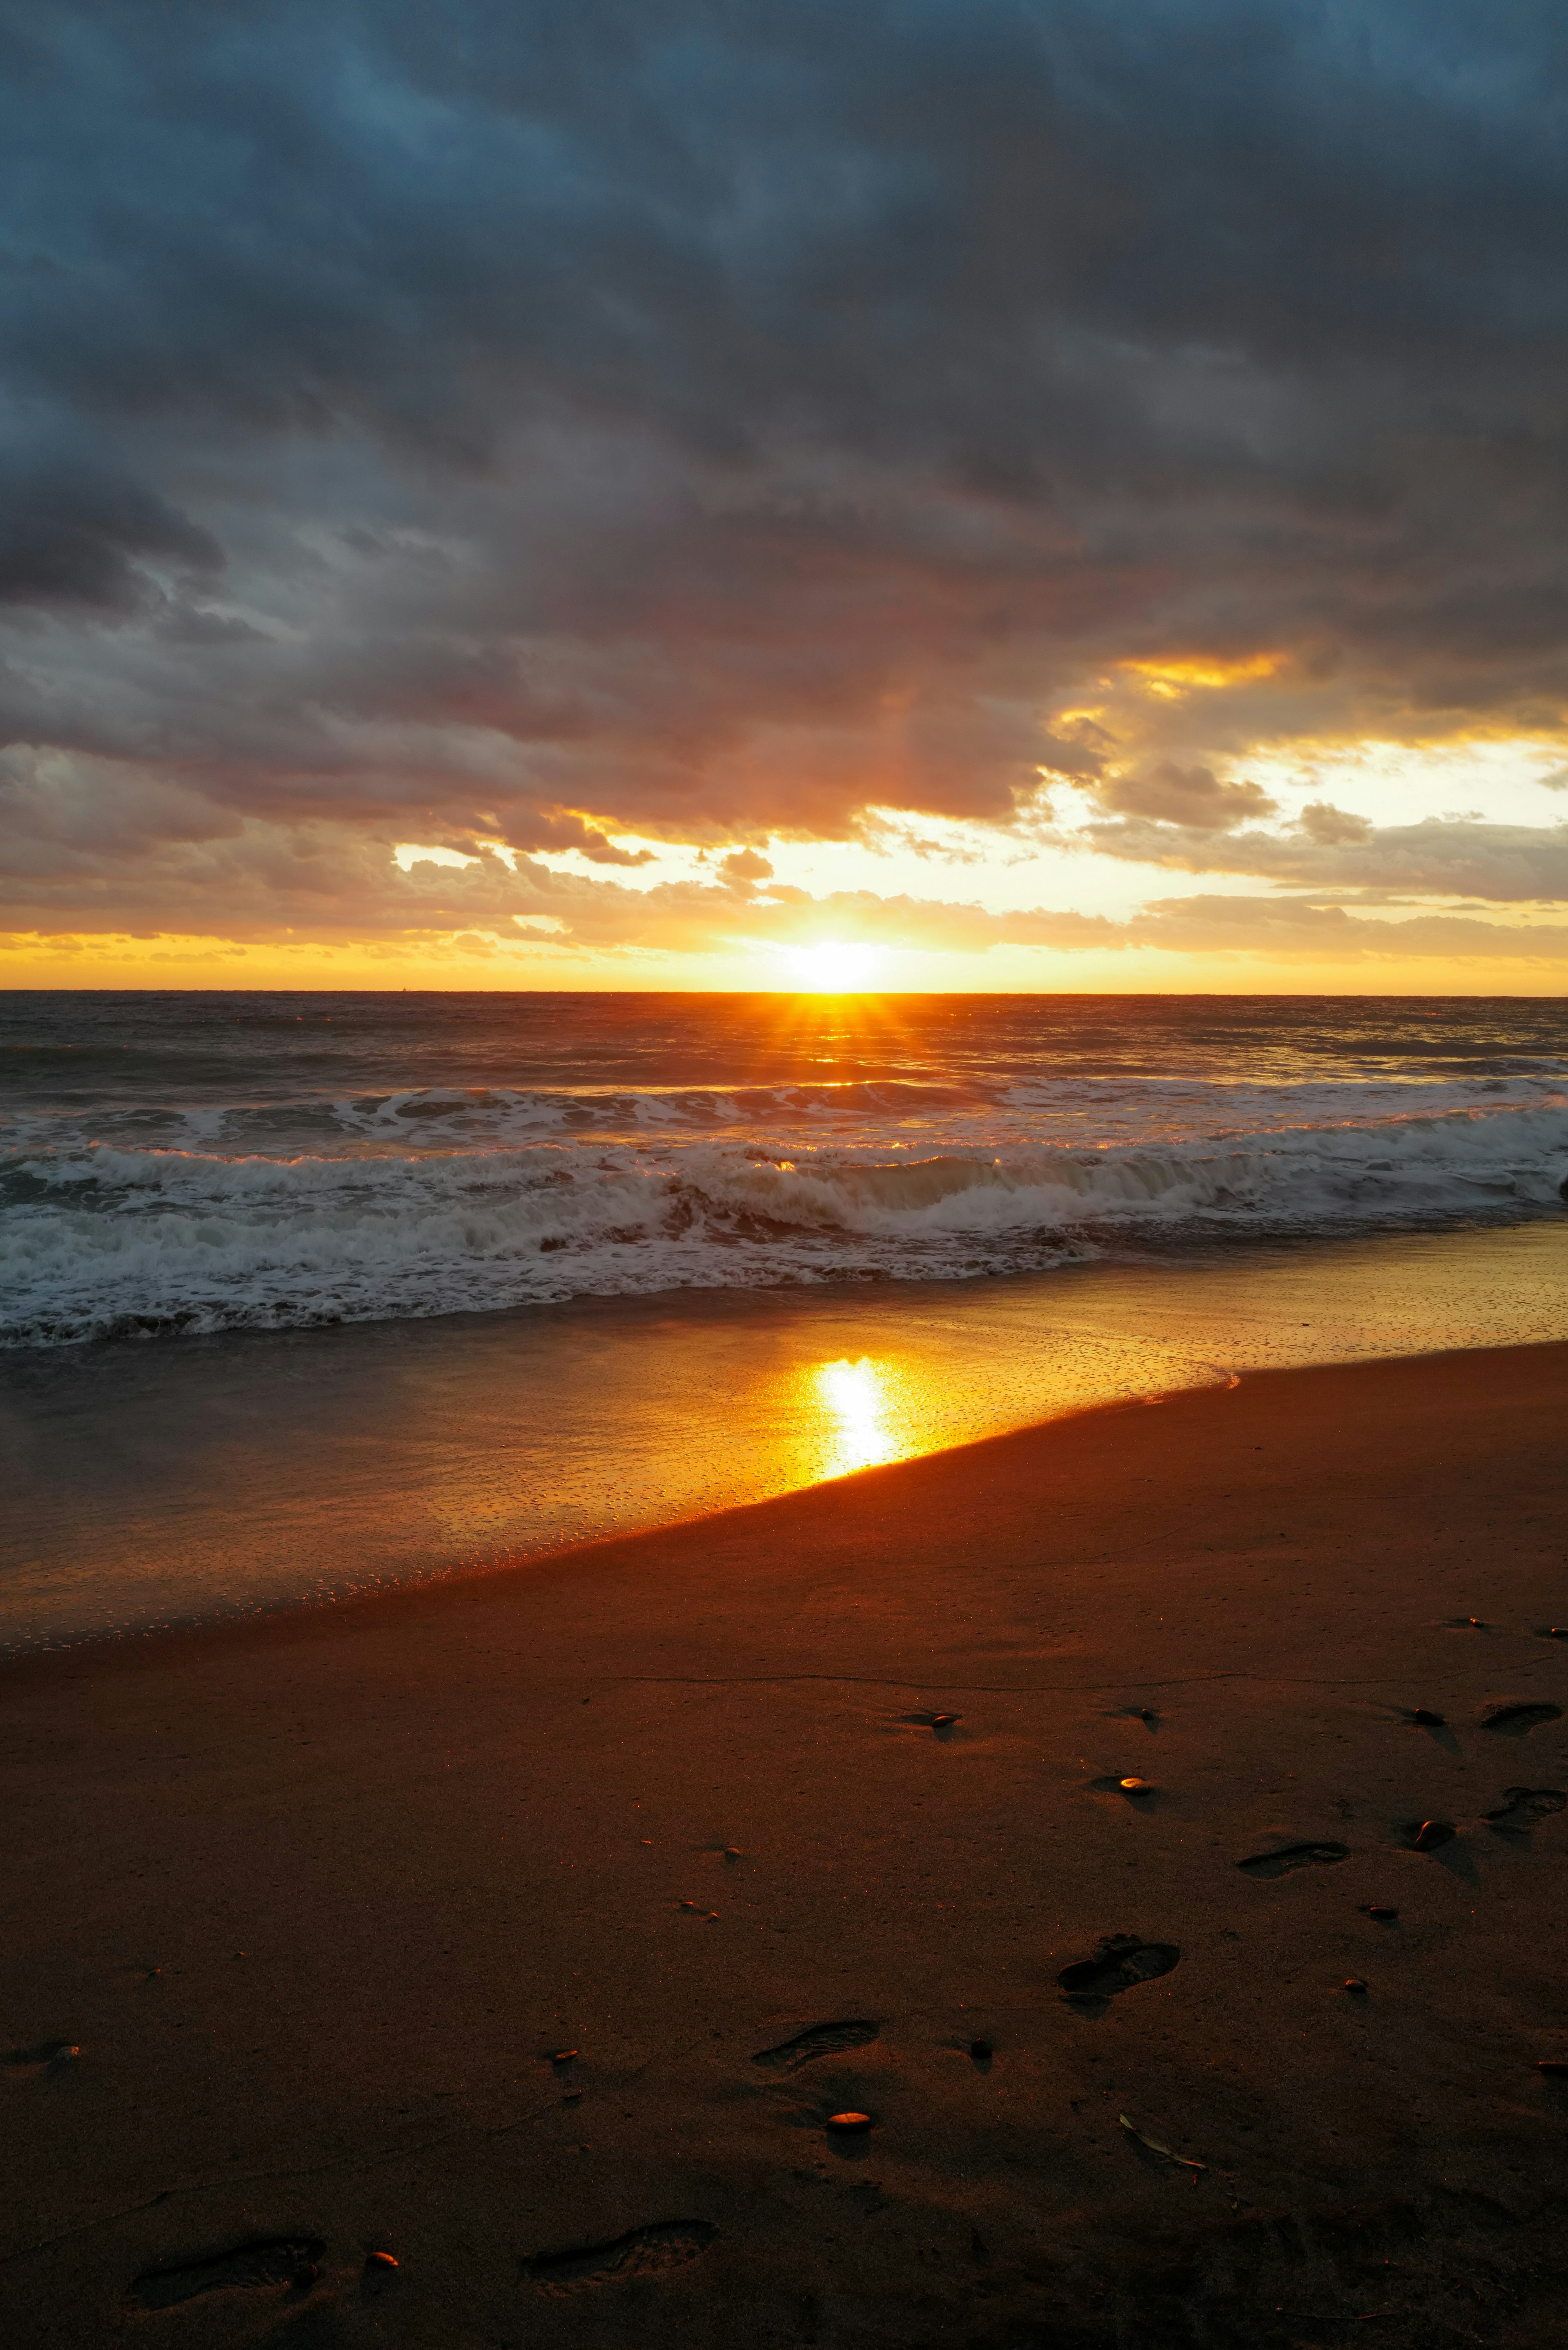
(521, 2220, 717, 2296)
(1236, 1842, 1351, 1880)
(1, 2018, 716, 2273)
(752, 2020, 880, 2073)
(0, 2085, 571, 2271)
(591, 1670, 1495, 1695)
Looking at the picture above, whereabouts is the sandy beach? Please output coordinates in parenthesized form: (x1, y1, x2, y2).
(4, 1341, 1568, 2347)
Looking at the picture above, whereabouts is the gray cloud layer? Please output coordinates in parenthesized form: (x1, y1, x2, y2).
(4, 1, 1568, 955)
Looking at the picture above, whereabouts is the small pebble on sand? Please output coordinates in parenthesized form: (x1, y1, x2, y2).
(1413, 1819, 1456, 1852)
(969, 2038, 993, 2062)
(931, 1713, 959, 1728)
(551, 2048, 578, 2064)
(365, 2252, 399, 2272)
(827, 2111, 874, 2134)
(1120, 1776, 1151, 1794)
(1366, 1905, 1399, 1920)
(1345, 1978, 1369, 1994)
(1410, 1707, 1445, 1726)
(1538, 2059, 1568, 2077)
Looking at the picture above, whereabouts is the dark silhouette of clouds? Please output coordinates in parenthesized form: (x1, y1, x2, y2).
(0, 446, 221, 613)
(4, 0, 1568, 952)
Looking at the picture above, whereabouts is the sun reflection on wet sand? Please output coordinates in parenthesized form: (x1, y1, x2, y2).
(808, 1356, 904, 1478)
(9, 1224, 1568, 1650)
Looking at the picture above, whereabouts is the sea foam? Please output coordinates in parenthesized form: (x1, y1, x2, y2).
(4, 1089, 1566, 1345)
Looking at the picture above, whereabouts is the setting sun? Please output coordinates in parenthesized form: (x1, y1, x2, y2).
(784, 941, 883, 991)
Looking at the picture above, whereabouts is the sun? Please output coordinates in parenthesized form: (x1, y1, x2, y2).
(784, 940, 883, 991)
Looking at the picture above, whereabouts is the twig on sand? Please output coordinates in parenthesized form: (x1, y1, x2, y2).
(1117, 2114, 1205, 2172)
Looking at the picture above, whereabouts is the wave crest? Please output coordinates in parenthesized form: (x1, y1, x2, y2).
(3, 1093, 1566, 1346)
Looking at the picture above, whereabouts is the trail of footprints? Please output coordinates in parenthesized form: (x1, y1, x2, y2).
(93, 1664, 1564, 2316)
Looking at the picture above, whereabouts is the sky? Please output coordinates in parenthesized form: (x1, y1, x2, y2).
(6, 2, 1568, 991)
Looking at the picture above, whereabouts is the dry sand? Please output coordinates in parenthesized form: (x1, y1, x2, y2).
(3, 1343, 1568, 2348)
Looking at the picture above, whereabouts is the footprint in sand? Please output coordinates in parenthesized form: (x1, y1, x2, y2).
(1058, 1934, 1180, 2013)
(753, 2020, 880, 2072)
(1484, 1787, 1566, 1835)
(126, 2238, 325, 2311)
(1480, 1701, 1564, 1738)
(1235, 1842, 1350, 1880)
(521, 2221, 717, 2295)
(4, 2041, 81, 2080)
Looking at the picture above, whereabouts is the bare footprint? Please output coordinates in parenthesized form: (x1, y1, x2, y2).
(753, 2020, 879, 2072)
(521, 2221, 717, 2295)
(1058, 1934, 1179, 2013)
(1484, 1787, 1566, 1834)
(4, 2041, 80, 2080)
(1235, 1842, 1350, 1880)
(1481, 1702, 1564, 1738)
(127, 2238, 324, 2311)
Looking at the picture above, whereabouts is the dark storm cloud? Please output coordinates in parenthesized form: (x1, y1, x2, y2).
(0, 446, 221, 613)
(6, 0, 1568, 930)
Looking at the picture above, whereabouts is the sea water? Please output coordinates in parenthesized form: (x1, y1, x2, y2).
(4, 992, 1568, 1649)
(4, 991, 1567, 1346)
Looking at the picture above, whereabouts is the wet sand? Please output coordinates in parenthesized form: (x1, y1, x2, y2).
(7, 1219, 1568, 1652)
(3, 1342, 1568, 2347)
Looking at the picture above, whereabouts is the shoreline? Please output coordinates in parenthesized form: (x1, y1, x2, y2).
(3, 1323, 1567, 1681)
(4, 1343, 1568, 2345)
(6, 1216, 1568, 1657)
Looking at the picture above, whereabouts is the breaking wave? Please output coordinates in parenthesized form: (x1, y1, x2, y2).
(5, 1092, 1567, 1347)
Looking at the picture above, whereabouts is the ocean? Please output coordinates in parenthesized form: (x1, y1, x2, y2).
(5, 990, 1568, 1651)
(4, 991, 1568, 1348)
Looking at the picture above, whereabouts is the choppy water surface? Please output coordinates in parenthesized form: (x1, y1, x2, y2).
(3, 991, 1568, 1346)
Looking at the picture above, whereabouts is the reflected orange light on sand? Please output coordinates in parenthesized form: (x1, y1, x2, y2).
(811, 1356, 901, 1477)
